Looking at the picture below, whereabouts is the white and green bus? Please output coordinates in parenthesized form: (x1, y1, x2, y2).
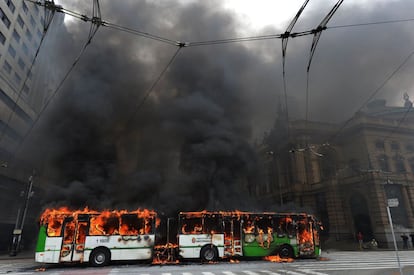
(35, 208, 158, 266)
(178, 211, 322, 261)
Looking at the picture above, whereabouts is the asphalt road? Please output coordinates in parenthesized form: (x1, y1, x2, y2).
(1, 250, 414, 275)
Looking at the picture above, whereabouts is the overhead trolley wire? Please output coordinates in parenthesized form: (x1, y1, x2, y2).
(328, 18, 414, 30)
(26, 0, 179, 47)
(328, 48, 414, 144)
(0, 0, 57, 150)
(8, 0, 103, 164)
(304, 0, 344, 138)
(281, 0, 310, 140)
(120, 45, 184, 135)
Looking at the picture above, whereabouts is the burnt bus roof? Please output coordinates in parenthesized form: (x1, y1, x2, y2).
(179, 211, 316, 219)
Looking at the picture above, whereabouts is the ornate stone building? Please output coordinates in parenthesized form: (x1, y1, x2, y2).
(258, 99, 414, 247)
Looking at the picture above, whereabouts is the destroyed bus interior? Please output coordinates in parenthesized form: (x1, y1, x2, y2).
(35, 208, 321, 266)
(177, 211, 321, 261)
(36, 208, 158, 266)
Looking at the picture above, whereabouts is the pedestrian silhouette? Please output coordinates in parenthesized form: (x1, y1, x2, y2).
(401, 233, 409, 249)
(357, 232, 363, 250)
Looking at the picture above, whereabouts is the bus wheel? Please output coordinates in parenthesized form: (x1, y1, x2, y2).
(278, 245, 293, 259)
(200, 246, 217, 262)
(90, 248, 110, 267)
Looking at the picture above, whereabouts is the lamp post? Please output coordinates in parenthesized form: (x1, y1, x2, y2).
(10, 171, 35, 256)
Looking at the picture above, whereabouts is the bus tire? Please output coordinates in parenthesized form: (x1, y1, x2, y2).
(278, 245, 293, 259)
(200, 245, 218, 262)
(90, 247, 110, 267)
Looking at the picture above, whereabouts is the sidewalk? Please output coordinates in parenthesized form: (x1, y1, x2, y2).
(0, 250, 34, 261)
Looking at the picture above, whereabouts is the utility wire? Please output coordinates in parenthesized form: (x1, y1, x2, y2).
(0, 1, 56, 149)
(25, 0, 179, 46)
(328, 18, 414, 29)
(328, 48, 414, 143)
(304, 0, 344, 143)
(8, 0, 102, 164)
(281, 0, 310, 141)
(120, 46, 184, 134)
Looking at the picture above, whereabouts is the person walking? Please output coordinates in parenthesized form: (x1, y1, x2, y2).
(357, 232, 363, 250)
(401, 233, 409, 249)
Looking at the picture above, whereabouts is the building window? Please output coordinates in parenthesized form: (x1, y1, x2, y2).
(17, 14, 24, 28)
(25, 29, 32, 41)
(375, 140, 384, 150)
(17, 57, 25, 71)
(409, 157, 414, 173)
(4, 0, 15, 13)
(34, 3, 39, 14)
(0, 8, 11, 28)
(12, 30, 20, 43)
(391, 141, 400, 151)
(23, 84, 29, 94)
(394, 155, 406, 173)
(8, 44, 16, 57)
(13, 72, 21, 86)
(378, 155, 389, 172)
(22, 42, 29, 56)
(0, 31, 5, 44)
(22, 2, 28, 14)
(3, 60, 11, 73)
(406, 143, 414, 152)
(30, 15, 35, 27)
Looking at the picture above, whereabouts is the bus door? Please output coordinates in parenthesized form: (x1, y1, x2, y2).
(223, 218, 242, 256)
(60, 215, 89, 262)
(72, 215, 89, 262)
(60, 217, 75, 262)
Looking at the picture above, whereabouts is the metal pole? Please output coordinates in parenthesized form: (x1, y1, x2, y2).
(9, 172, 34, 256)
(387, 206, 403, 275)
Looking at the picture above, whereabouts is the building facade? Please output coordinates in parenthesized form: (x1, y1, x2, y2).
(259, 99, 414, 248)
(0, 0, 48, 252)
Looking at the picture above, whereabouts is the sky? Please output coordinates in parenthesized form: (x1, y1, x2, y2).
(27, 0, 414, 212)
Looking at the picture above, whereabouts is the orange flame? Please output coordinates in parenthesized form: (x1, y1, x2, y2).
(40, 207, 158, 237)
(264, 255, 294, 262)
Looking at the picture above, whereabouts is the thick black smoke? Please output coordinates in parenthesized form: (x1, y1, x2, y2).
(23, 0, 414, 215)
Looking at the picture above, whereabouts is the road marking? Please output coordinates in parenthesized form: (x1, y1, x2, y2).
(243, 271, 260, 275)
(299, 270, 329, 275)
(203, 272, 216, 275)
(277, 270, 306, 275)
(260, 269, 282, 275)
(223, 271, 237, 275)
(183, 272, 193, 275)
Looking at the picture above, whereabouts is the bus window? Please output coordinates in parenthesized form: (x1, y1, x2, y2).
(255, 215, 273, 233)
(203, 214, 222, 234)
(120, 214, 145, 235)
(243, 218, 255, 234)
(181, 217, 202, 234)
(76, 221, 88, 245)
(63, 219, 75, 244)
(90, 213, 120, 235)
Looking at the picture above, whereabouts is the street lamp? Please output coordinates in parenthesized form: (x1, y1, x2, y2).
(10, 171, 35, 256)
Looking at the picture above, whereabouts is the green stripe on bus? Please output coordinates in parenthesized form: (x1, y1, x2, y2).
(36, 225, 47, 252)
(84, 246, 153, 251)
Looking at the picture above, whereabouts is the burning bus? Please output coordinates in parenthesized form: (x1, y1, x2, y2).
(35, 207, 158, 266)
(35, 208, 321, 266)
(178, 211, 321, 261)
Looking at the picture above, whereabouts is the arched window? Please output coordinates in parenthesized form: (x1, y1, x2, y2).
(378, 155, 389, 172)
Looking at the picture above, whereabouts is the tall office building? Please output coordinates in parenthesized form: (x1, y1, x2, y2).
(0, 0, 48, 252)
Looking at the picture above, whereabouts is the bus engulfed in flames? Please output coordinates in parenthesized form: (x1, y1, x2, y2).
(36, 207, 159, 266)
(36, 208, 321, 266)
